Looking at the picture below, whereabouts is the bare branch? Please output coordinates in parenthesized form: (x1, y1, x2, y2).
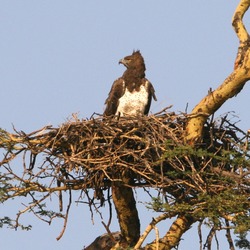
(225, 219, 235, 250)
(134, 213, 171, 249)
(185, 0, 250, 143)
(198, 221, 203, 250)
(232, 0, 250, 43)
(56, 189, 72, 241)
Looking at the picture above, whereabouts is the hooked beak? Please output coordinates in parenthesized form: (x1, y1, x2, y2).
(119, 58, 128, 68)
(119, 58, 125, 64)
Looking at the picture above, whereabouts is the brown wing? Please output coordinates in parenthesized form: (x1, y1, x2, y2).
(144, 79, 157, 115)
(104, 78, 125, 116)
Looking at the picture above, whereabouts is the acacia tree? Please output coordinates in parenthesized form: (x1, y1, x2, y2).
(1, 1, 250, 250)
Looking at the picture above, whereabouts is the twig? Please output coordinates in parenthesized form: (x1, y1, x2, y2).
(225, 219, 235, 250)
(56, 189, 72, 241)
(134, 213, 170, 249)
(154, 225, 159, 250)
(204, 227, 216, 250)
(15, 193, 51, 229)
(198, 220, 203, 250)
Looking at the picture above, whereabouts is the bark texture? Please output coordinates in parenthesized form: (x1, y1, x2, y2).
(112, 178, 140, 246)
(144, 215, 195, 250)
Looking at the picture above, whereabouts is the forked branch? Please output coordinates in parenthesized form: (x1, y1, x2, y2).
(232, 0, 250, 43)
(185, 0, 250, 143)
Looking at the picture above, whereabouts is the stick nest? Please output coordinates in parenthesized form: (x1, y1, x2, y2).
(1, 107, 249, 201)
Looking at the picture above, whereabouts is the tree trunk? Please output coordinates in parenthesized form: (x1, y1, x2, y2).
(112, 177, 140, 246)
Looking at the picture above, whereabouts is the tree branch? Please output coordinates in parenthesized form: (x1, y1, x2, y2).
(185, 0, 250, 143)
(144, 215, 196, 250)
(232, 0, 250, 43)
(134, 213, 171, 249)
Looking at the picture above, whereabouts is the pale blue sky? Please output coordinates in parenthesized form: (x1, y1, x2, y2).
(0, 1, 249, 249)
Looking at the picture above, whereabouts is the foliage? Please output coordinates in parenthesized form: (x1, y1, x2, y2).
(0, 216, 32, 231)
(235, 232, 250, 249)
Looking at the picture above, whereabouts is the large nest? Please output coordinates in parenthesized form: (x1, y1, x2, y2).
(1, 108, 249, 202)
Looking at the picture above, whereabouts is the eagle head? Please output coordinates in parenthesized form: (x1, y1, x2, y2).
(119, 50, 146, 74)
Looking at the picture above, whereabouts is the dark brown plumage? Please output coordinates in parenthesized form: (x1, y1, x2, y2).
(104, 50, 157, 116)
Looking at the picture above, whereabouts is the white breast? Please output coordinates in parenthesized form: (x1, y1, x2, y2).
(116, 82, 149, 116)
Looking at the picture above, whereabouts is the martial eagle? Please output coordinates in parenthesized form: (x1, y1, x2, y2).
(104, 50, 157, 116)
